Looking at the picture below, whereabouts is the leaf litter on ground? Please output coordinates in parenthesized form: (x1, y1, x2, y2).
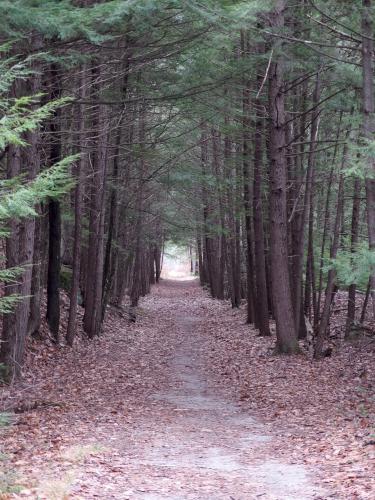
(0, 280, 373, 499)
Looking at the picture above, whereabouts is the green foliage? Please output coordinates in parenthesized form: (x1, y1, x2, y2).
(0, 94, 73, 150)
(0, 156, 77, 223)
(327, 242, 375, 290)
(0, 0, 191, 46)
(0, 295, 24, 315)
(0, 157, 76, 315)
(0, 54, 32, 95)
(0, 265, 24, 283)
(0, 51, 76, 319)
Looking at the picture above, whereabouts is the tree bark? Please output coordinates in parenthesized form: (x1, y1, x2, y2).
(346, 178, 361, 337)
(315, 141, 347, 358)
(362, 0, 375, 320)
(1, 144, 22, 378)
(66, 67, 87, 346)
(268, 0, 299, 353)
(253, 61, 270, 336)
(83, 98, 109, 338)
(46, 64, 62, 341)
(242, 31, 256, 323)
(292, 74, 320, 336)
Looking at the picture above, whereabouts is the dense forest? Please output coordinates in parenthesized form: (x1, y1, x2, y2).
(0, 0, 374, 376)
(0, 1, 374, 497)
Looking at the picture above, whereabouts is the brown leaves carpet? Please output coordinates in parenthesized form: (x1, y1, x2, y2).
(0, 280, 374, 499)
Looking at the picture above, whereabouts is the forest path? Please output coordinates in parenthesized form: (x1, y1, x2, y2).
(5, 280, 330, 499)
(119, 284, 325, 500)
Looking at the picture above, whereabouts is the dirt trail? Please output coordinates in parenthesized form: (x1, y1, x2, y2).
(129, 313, 325, 500)
(4, 280, 330, 499)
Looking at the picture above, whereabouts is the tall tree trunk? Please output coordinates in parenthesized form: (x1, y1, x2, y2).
(0, 144, 21, 378)
(224, 131, 237, 307)
(242, 30, 256, 323)
(83, 101, 109, 338)
(253, 66, 270, 336)
(200, 124, 217, 298)
(46, 199, 61, 340)
(46, 64, 62, 341)
(315, 142, 347, 358)
(130, 103, 146, 308)
(268, 0, 299, 353)
(16, 61, 42, 359)
(102, 125, 120, 317)
(292, 74, 320, 336)
(28, 207, 45, 337)
(362, 0, 375, 320)
(66, 68, 87, 346)
(211, 128, 225, 300)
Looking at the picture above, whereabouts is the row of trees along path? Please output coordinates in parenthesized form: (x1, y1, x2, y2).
(0, 1, 374, 498)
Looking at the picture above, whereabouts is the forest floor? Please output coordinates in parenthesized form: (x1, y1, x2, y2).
(0, 280, 374, 499)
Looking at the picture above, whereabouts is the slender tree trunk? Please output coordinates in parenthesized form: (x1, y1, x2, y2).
(224, 131, 239, 307)
(212, 128, 225, 300)
(242, 31, 256, 323)
(292, 74, 320, 336)
(66, 68, 87, 346)
(200, 124, 218, 298)
(360, 277, 372, 323)
(253, 68, 270, 336)
(362, 0, 375, 320)
(28, 207, 45, 337)
(316, 124, 341, 320)
(197, 232, 206, 286)
(46, 199, 61, 340)
(130, 103, 146, 308)
(46, 64, 62, 341)
(102, 126, 120, 317)
(315, 143, 347, 358)
(346, 178, 361, 337)
(154, 244, 162, 283)
(307, 161, 318, 328)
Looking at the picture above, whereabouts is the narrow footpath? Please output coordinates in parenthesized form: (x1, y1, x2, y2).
(3, 281, 338, 499)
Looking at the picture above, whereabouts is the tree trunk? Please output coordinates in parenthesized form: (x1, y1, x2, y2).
(83, 100, 109, 338)
(0, 144, 22, 378)
(360, 277, 372, 323)
(268, 0, 299, 353)
(362, 0, 375, 320)
(46, 64, 63, 341)
(211, 128, 225, 300)
(314, 142, 347, 358)
(253, 64, 270, 336)
(292, 74, 320, 336)
(66, 67, 87, 346)
(130, 103, 146, 308)
(28, 207, 45, 337)
(242, 36, 256, 323)
(346, 178, 361, 337)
